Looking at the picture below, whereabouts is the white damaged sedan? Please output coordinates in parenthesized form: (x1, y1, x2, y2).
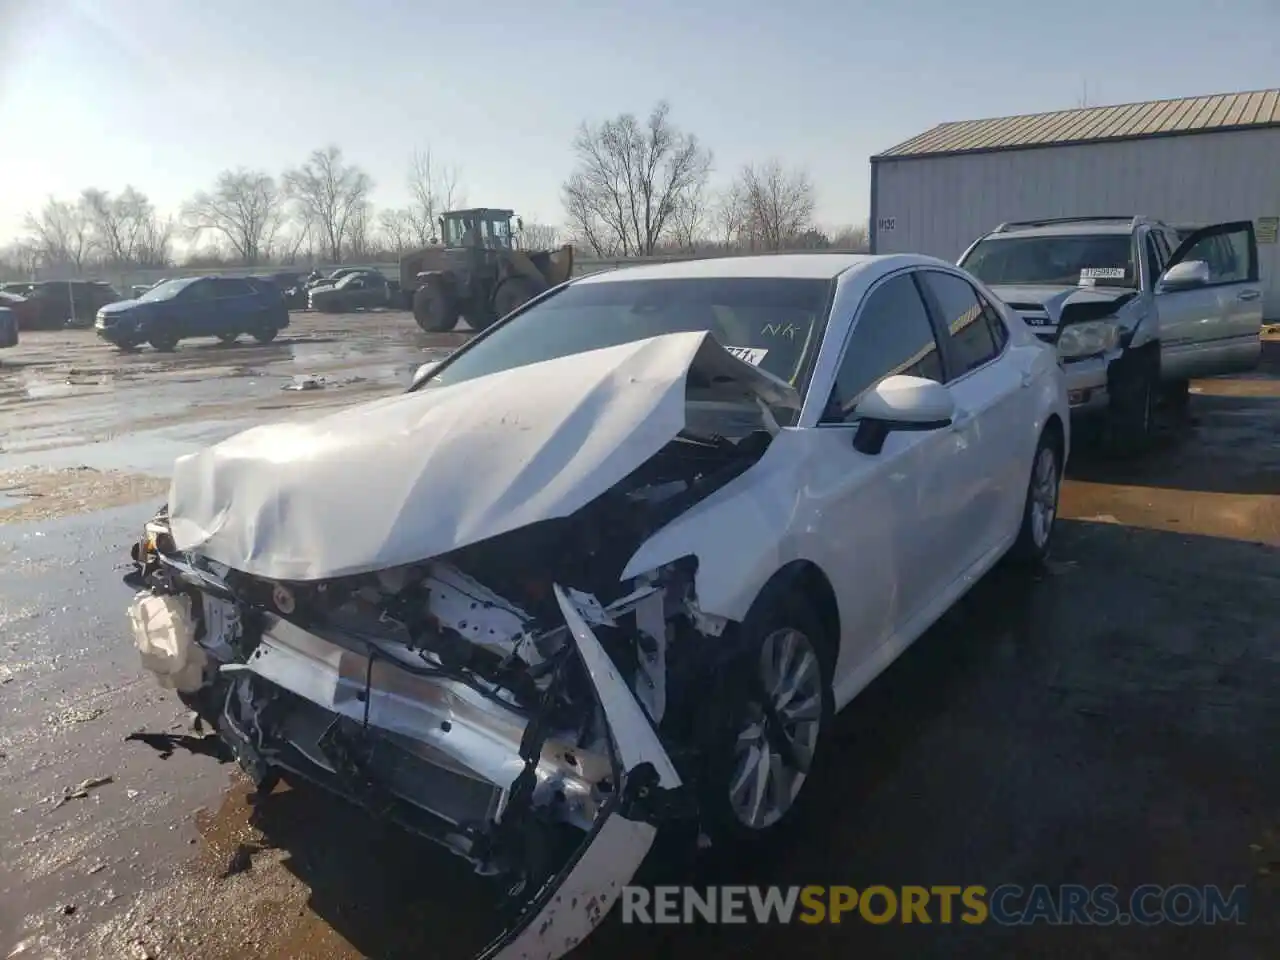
(124, 253, 1068, 958)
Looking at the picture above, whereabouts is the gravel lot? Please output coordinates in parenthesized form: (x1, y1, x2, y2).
(1, 316, 1277, 959)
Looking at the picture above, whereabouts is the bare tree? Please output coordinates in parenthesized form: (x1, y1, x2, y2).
(80, 186, 170, 266)
(283, 146, 374, 262)
(830, 223, 869, 251)
(406, 148, 463, 246)
(378, 208, 415, 253)
(182, 169, 284, 266)
(711, 183, 747, 251)
(562, 101, 712, 257)
(519, 221, 561, 250)
(23, 197, 94, 270)
(134, 214, 176, 267)
(345, 201, 374, 260)
(670, 183, 708, 252)
(738, 160, 816, 251)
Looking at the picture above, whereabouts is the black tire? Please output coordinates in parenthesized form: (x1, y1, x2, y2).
(1008, 427, 1062, 566)
(696, 583, 834, 851)
(492, 276, 542, 321)
(253, 326, 279, 344)
(1106, 346, 1159, 454)
(216, 332, 239, 344)
(1162, 378, 1191, 416)
(148, 332, 178, 352)
(413, 281, 459, 333)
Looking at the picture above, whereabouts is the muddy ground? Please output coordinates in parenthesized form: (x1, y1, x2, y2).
(1, 317, 1278, 959)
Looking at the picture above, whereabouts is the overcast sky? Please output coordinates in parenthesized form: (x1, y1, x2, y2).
(1, 0, 1278, 242)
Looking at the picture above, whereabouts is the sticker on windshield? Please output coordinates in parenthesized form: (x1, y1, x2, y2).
(1080, 267, 1126, 279)
(724, 346, 769, 366)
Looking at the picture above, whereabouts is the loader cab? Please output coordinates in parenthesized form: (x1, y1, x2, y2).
(439, 208, 518, 251)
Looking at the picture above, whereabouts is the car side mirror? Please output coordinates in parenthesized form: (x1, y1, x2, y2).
(850, 375, 955, 455)
(1158, 259, 1210, 292)
(411, 360, 440, 388)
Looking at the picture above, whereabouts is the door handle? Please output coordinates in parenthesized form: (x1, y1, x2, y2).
(1237, 289, 1261, 302)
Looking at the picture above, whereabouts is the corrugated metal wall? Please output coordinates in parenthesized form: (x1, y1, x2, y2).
(871, 126, 1280, 319)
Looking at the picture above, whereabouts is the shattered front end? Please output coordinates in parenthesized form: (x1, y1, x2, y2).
(123, 333, 795, 958)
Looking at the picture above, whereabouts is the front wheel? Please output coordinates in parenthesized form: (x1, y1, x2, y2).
(148, 332, 178, 352)
(1106, 348, 1158, 454)
(1009, 429, 1062, 565)
(413, 282, 459, 333)
(217, 332, 239, 344)
(253, 326, 279, 344)
(698, 590, 833, 848)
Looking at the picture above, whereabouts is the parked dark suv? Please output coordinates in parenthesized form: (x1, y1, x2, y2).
(94, 276, 290, 351)
(8, 280, 122, 329)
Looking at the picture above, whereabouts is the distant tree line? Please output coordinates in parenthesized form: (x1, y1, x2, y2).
(1, 103, 867, 279)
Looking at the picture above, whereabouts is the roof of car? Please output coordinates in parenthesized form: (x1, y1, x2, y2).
(980, 221, 1138, 239)
(574, 253, 942, 284)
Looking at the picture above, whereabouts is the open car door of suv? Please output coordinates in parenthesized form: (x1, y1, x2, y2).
(1155, 220, 1262, 379)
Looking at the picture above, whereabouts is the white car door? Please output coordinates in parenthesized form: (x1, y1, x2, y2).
(1156, 221, 1263, 380)
(807, 270, 962, 658)
(915, 269, 1030, 568)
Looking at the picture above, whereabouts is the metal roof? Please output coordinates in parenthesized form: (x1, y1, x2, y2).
(875, 88, 1280, 160)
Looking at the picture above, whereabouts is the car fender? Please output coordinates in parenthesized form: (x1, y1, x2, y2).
(620, 431, 811, 623)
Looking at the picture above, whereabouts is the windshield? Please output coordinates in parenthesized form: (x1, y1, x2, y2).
(961, 234, 1136, 288)
(138, 277, 199, 301)
(418, 276, 832, 402)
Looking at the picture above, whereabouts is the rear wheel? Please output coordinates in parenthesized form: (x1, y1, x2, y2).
(492, 276, 542, 322)
(1009, 428, 1062, 565)
(412, 280, 459, 333)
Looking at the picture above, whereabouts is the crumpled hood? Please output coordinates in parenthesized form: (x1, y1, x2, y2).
(991, 284, 1137, 324)
(167, 331, 798, 582)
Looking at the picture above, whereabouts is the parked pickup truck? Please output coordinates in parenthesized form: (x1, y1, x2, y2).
(958, 216, 1262, 448)
(95, 275, 290, 351)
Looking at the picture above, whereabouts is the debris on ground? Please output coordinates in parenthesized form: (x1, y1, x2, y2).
(48, 775, 114, 809)
(284, 374, 326, 391)
(125, 730, 234, 762)
(48, 706, 104, 727)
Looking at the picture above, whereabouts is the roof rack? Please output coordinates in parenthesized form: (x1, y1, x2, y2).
(992, 216, 1149, 233)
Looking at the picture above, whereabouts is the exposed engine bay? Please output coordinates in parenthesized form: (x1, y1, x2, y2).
(125, 398, 774, 959)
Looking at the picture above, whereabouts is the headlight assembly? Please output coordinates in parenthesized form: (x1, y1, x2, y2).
(1057, 319, 1121, 359)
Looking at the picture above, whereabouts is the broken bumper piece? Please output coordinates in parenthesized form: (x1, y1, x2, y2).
(127, 581, 685, 960)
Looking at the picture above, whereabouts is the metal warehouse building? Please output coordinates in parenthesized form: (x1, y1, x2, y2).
(869, 88, 1280, 320)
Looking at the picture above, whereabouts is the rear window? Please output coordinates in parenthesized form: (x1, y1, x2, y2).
(423, 276, 833, 396)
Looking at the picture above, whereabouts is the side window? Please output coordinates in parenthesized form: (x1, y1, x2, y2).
(1144, 234, 1164, 282)
(1179, 226, 1254, 284)
(184, 280, 215, 301)
(218, 278, 251, 297)
(821, 273, 943, 423)
(918, 270, 1000, 375)
(976, 291, 1009, 352)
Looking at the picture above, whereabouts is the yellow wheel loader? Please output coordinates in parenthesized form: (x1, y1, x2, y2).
(398, 208, 575, 333)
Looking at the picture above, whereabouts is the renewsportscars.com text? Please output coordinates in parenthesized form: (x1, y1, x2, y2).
(621, 884, 1248, 926)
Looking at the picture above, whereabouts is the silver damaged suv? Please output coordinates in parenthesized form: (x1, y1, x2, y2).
(959, 216, 1263, 448)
